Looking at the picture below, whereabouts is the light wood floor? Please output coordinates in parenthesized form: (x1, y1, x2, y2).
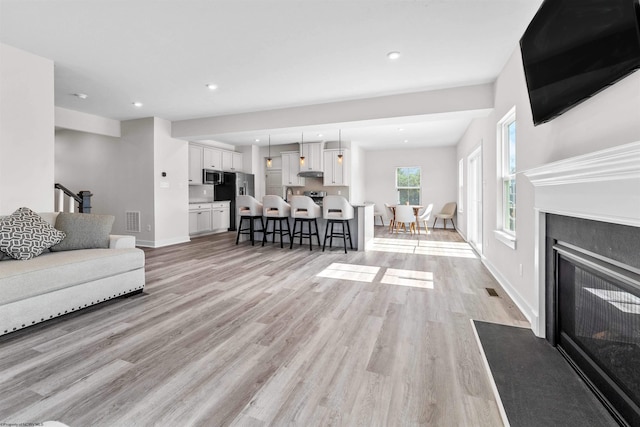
(0, 227, 528, 426)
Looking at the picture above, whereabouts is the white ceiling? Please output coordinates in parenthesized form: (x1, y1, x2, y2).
(0, 0, 542, 150)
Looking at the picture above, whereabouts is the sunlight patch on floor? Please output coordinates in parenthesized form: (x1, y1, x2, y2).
(381, 268, 434, 289)
(369, 238, 478, 258)
(316, 263, 436, 290)
(316, 263, 380, 282)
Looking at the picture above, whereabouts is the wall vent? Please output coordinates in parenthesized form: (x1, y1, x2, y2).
(125, 211, 141, 233)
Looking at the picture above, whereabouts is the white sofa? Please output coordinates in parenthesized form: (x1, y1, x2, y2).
(0, 212, 145, 336)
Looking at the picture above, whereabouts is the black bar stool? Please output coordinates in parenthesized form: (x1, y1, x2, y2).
(262, 195, 291, 248)
(289, 195, 321, 250)
(322, 195, 354, 253)
(236, 195, 264, 246)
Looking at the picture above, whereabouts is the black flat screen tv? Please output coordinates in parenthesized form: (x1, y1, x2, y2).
(520, 0, 640, 125)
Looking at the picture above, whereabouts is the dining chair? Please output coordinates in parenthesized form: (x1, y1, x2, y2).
(394, 204, 416, 234)
(418, 203, 434, 234)
(367, 202, 385, 226)
(433, 202, 457, 230)
(384, 203, 396, 232)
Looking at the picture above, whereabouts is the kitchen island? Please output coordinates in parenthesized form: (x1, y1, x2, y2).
(242, 202, 375, 251)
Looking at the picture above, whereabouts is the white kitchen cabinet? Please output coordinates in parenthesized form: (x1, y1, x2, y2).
(299, 142, 324, 172)
(189, 145, 203, 185)
(232, 152, 243, 172)
(189, 204, 213, 234)
(281, 151, 305, 186)
(203, 147, 222, 170)
(221, 151, 244, 172)
(211, 201, 230, 231)
(221, 150, 233, 171)
(324, 149, 350, 186)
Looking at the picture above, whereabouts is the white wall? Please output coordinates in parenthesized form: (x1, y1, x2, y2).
(153, 118, 189, 246)
(349, 142, 365, 204)
(0, 43, 54, 214)
(364, 146, 457, 223)
(456, 48, 640, 327)
(56, 117, 189, 247)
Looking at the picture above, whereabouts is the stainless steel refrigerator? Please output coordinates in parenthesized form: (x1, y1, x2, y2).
(214, 172, 255, 231)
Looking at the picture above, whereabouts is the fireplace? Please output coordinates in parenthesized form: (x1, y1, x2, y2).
(524, 141, 640, 426)
(545, 214, 640, 425)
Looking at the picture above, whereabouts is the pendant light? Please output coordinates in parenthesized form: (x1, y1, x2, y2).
(299, 132, 305, 166)
(337, 129, 343, 164)
(266, 135, 272, 168)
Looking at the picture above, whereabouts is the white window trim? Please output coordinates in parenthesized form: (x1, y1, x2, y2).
(495, 106, 517, 249)
(396, 166, 422, 205)
(458, 158, 464, 213)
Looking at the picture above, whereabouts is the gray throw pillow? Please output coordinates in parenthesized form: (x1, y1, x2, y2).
(50, 213, 115, 252)
(0, 207, 66, 260)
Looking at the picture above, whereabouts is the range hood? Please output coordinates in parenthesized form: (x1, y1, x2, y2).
(298, 170, 323, 178)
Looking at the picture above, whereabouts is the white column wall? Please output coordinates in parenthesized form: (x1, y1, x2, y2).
(0, 43, 54, 214)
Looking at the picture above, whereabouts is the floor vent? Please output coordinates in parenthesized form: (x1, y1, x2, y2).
(125, 211, 141, 233)
(486, 288, 499, 297)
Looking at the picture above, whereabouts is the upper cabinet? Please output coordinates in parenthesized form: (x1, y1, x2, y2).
(232, 152, 243, 172)
(222, 150, 244, 172)
(299, 142, 324, 172)
(189, 144, 244, 184)
(222, 150, 233, 170)
(203, 147, 222, 170)
(189, 145, 203, 185)
(281, 151, 305, 186)
(323, 149, 350, 186)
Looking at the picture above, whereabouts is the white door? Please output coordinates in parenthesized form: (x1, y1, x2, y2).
(467, 147, 483, 254)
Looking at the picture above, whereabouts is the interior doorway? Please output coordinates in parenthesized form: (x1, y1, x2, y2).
(467, 146, 483, 254)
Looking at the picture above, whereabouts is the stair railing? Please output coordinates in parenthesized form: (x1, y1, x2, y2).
(54, 183, 93, 213)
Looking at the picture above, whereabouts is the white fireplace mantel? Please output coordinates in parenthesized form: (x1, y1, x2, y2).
(523, 141, 640, 337)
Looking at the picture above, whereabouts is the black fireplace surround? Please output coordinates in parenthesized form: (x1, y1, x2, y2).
(546, 214, 640, 426)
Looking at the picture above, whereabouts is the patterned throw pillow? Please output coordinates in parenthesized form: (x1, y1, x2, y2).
(0, 207, 66, 260)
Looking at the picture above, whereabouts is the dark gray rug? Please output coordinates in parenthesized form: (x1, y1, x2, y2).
(473, 320, 618, 427)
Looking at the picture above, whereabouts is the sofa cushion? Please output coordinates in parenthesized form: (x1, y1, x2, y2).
(0, 208, 66, 260)
(0, 248, 145, 306)
(50, 213, 115, 252)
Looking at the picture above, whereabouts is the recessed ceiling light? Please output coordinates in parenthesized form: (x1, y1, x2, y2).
(73, 93, 88, 99)
(132, 102, 143, 108)
(387, 51, 401, 60)
(403, 139, 409, 143)
(206, 83, 218, 90)
(398, 127, 404, 132)
(255, 138, 260, 142)
(317, 133, 323, 137)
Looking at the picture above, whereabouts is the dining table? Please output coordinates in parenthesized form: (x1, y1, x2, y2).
(390, 204, 424, 234)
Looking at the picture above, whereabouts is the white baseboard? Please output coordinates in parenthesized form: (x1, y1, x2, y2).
(135, 236, 190, 248)
(481, 257, 538, 329)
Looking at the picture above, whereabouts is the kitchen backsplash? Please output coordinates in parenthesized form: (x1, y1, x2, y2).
(295, 177, 350, 199)
(189, 184, 214, 203)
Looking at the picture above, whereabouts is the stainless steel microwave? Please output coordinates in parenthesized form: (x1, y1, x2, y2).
(203, 169, 223, 185)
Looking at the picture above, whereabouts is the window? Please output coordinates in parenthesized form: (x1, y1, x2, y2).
(458, 158, 464, 213)
(496, 107, 516, 247)
(396, 167, 421, 205)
